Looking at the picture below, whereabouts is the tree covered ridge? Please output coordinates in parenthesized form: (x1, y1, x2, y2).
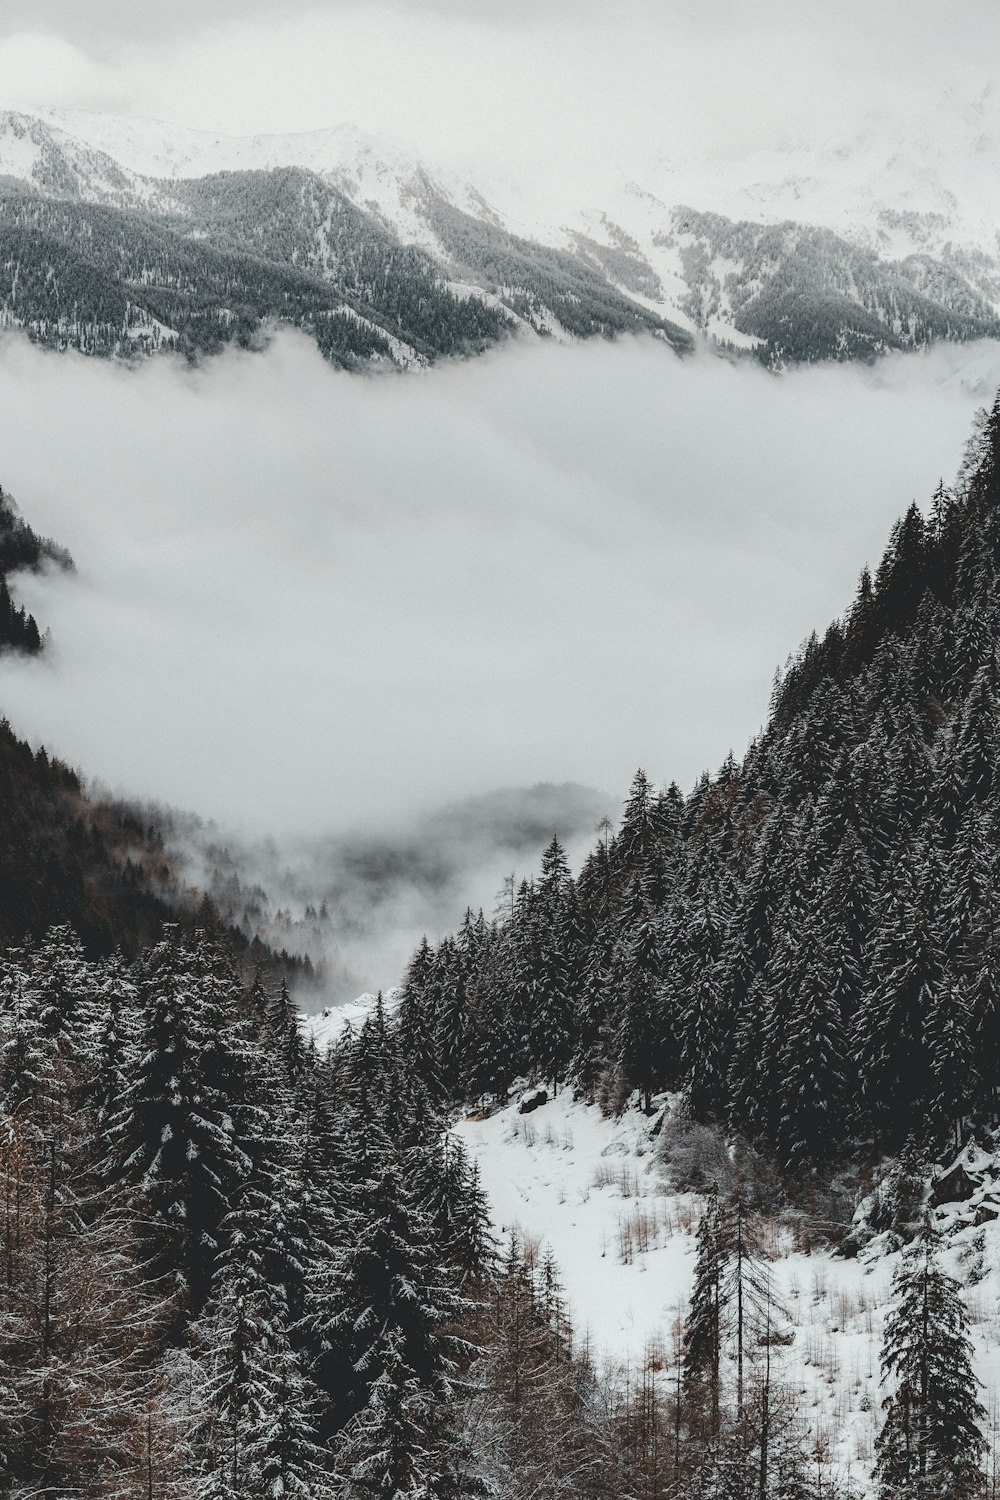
(0, 165, 693, 370)
(0, 177, 511, 368)
(0, 710, 322, 983)
(0, 483, 73, 653)
(401, 392, 1000, 1171)
(668, 208, 1000, 366)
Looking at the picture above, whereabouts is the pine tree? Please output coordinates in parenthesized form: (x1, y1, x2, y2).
(113, 930, 250, 1319)
(684, 1197, 723, 1438)
(313, 1149, 460, 1434)
(434, 939, 467, 1101)
(334, 1330, 441, 1500)
(199, 1178, 328, 1500)
(614, 910, 661, 1113)
(396, 937, 442, 1100)
(616, 769, 657, 875)
(875, 1218, 986, 1500)
(853, 849, 944, 1147)
(775, 911, 851, 1170)
(413, 1133, 494, 1286)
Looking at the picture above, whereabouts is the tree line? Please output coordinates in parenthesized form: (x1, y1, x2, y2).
(4, 916, 985, 1498)
(398, 394, 1000, 1173)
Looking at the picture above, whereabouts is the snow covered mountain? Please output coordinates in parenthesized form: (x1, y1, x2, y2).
(1, 94, 999, 366)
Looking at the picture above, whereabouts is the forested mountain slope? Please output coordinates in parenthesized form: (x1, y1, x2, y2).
(6, 104, 1000, 368)
(0, 485, 316, 973)
(0, 475, 666, 1500)
(667, 207, 1000, 361)
(0, 180, 513, 366)
(0, 713, 313, 976)
(5, 408, 1000, 1493)
(0, 112, 690, 367)
(406, 392, 1000, 1172)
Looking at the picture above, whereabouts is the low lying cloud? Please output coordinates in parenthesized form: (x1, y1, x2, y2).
(3, 3, 996, 186)
(1, 330, 999, 990)
(139, 780, 613, 1003)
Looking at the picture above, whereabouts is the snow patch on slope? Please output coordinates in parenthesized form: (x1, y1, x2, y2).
(305, 987, 402, 1052)
(455, 1090, 1000, 1494)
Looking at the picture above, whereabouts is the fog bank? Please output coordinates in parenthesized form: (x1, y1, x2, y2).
(139, 781, 613, 1004)
(1, 330, 999, 987)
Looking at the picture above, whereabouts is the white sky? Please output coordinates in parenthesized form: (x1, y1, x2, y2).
(1, 1, 997, 189)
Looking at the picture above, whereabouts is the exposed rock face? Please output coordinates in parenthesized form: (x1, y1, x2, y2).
(930, 1157, 979, 1206)
(928, 1143, 1000, 1233)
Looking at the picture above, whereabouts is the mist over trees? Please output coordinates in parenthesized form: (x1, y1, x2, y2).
(402, 395, 1000, 1174)
(4, 382, 1000, 1493)
(0, 485, 72, 653)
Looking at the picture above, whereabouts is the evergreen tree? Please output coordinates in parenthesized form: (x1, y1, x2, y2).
(314, 1150, 460, 1433)
(396, 937, 442, 1100)
(775, 909, 851, 1170)
(684, 1197, 723, 1438)
(875, 1219, 986, 1500)
(114, 930, 250, 1318)
(334, 1331, 441, 1500)
(199, 1176, 327, 1500)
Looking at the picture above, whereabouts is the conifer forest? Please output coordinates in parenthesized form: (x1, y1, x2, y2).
(1, 383, 1000, 1496)
(7, 11, 1000, 1499)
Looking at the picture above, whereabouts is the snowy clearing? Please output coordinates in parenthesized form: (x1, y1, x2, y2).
(454, 1088, 1000, 1494)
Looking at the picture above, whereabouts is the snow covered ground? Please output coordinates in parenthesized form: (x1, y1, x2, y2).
(453, 1088, 1000, 1493)
(454, 1091, 696, 1365)
(299, 991, 1000, 1488)
(304, 988, 401, 1052)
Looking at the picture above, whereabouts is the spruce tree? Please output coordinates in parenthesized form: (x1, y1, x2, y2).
(875, 1219, 986, 1500)
(114, 930, 250, 1318)
(684, 1197, 723, 1438)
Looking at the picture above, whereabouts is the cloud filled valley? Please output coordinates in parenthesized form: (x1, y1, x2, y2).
(2, 328, 1000, 995)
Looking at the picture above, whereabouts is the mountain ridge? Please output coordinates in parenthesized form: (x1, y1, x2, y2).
(1, 102, 999, 367)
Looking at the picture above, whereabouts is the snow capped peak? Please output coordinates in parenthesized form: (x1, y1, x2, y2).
(14, 105, 440, 193)
(5, 88, 1000, 257)
(1, 93, 998, 367)
(0, 108, 144, 203)
(2, 105, 490, 252)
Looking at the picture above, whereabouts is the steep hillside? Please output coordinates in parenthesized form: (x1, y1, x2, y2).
(0, 170, 511, 366)
(0, 483, 316, 974)
(0, 111, 691, 367)
(1, 101, 998, 368)
(663, 208, 1000, 359)
(404, 389, 1000, 1172)
(369, 388, 1000, 1499)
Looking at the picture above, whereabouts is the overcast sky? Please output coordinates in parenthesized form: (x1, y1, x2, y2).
(2, 1, 998, 184)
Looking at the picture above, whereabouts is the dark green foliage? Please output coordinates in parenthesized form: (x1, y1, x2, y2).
(0, 173, 510, 368)
(666, 208, 1000, 366)
(875, 1220, 987, 1500)
(407, 391, 1000, 1174)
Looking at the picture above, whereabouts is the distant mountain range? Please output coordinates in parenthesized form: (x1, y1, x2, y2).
(1, 94, 1000, 368)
